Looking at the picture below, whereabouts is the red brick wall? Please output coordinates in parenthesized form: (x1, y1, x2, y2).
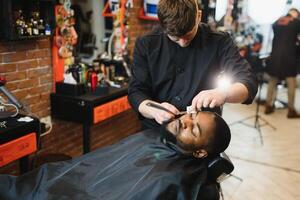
(0, 39, 52, 118)
(0, 1, 154, 175)
(128, 0, 159, 57)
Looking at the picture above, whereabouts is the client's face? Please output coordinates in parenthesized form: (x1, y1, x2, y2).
(165, 112, 215, 150)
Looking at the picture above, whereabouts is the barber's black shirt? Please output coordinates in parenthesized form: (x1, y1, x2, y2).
(128, 23, 258, 129)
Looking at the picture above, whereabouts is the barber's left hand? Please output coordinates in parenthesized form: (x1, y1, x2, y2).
(191, 88, 227, 110)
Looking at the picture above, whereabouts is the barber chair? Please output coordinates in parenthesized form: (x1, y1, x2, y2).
(208, 153, 234, 182)
(198, 153, 234, 200)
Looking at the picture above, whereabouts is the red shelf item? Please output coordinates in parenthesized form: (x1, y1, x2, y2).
(139, 8, 159, 21)
(102, 1, 116, 17)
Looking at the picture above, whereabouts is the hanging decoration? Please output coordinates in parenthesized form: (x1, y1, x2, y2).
(52, 0, 78, 85)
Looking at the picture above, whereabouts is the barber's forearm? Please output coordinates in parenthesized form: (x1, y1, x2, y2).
(138, 99, 157, 119)
(128, 80, 153, 114)
(225, 82, 249, 103)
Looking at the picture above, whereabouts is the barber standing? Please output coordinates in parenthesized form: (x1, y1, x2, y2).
(128, 0, 258, 129)
(265, 8, 300, 118)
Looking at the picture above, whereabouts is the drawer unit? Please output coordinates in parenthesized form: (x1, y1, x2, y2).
(93, 96, 131, 124)
(0, 133, 37, 167)
(50, 86, 130, 153)
(51, 86, 129, 124)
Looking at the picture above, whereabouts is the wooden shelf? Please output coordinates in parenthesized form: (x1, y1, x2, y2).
(14, 34, 52, 40)
(0, 0, 55, 41)
(139, 8, 159, 21)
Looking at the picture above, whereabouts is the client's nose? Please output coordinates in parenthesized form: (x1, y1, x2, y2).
(181, 117, 193, 129)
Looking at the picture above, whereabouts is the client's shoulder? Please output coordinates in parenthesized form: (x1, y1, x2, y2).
(141, 128, 162, 139)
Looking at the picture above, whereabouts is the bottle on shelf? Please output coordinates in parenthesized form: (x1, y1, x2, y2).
(38, 19, 45, 35)
(14, 10, 26, 37)
(16, 20, 24, 36)
(33, 20, 39, 35)
(24, 25, 28, 36)
(45, 24, 51, 35)
(27, 22, 33, 36)
(32, 11, 40, 21)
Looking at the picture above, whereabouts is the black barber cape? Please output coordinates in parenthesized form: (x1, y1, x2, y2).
(0, 130, 208, 200)
(128, 23, 258, 129)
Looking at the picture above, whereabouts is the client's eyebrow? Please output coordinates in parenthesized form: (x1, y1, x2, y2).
(194, 113, 202, 136)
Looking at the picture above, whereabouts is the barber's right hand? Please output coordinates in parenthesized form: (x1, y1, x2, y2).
(139, 100, 180, 124)
(151, 102, 180, 124)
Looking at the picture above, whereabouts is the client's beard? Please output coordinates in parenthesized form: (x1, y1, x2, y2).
(159, 124, 177, 144)
(158, 125, 192, 156)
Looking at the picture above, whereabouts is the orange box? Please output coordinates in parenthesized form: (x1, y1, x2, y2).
(0, 133, 37, 167)
(93, 96, 131, 124)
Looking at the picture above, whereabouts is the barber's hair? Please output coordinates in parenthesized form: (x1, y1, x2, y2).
(205, 113, 231, 157)
(157, 0, 200, 37)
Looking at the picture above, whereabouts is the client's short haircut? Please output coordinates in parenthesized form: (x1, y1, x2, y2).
(204, 114, 231, 157)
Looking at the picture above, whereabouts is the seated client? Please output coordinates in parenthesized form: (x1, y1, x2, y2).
(0, 111, 230, 200)
(164, 111, 231, 158)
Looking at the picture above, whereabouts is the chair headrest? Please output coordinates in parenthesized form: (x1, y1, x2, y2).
(207, 152, 234, 182)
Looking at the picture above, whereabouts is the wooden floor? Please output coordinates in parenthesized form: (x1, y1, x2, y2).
(221, 80, 300, 200)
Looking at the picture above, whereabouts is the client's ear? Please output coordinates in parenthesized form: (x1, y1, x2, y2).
(193, 149, 208, 158)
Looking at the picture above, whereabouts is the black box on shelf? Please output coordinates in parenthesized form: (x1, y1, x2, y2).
(55, 82, 85, 96)
(94, 86, 109, 95)
(85, 85, 110, 96)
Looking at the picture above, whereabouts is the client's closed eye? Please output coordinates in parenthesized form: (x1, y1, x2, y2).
(178, 119, 182, 129)
(190, 113, 196, 119)
(196, 123, 202, 136)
